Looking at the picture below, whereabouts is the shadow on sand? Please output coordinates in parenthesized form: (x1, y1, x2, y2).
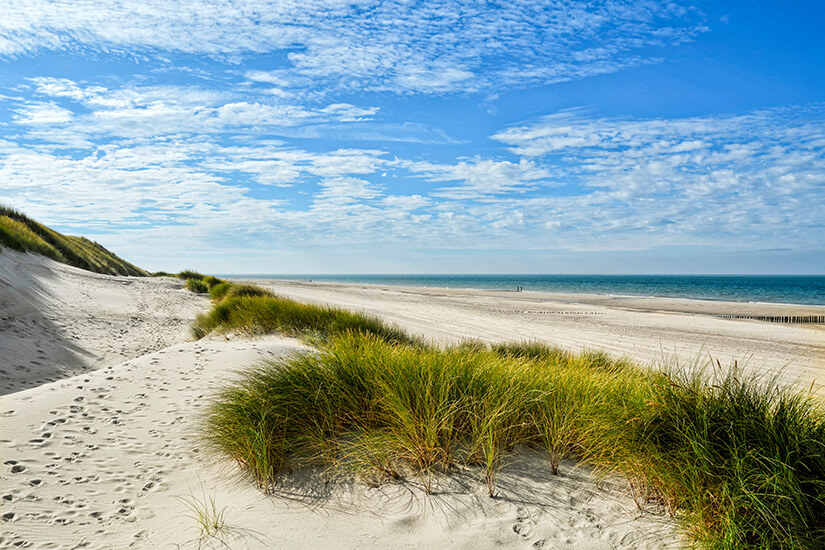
(0, 248, 93, 395)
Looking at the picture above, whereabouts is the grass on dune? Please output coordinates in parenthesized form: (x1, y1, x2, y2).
(635, 364, 825, 548)
(191, 285, 417, 347)
(0, 204, 148, 276)
(185, 278, 209, 293)
(178, 269, 205, 280)
(202, 275, 223, 289)
(223, 283, 274, 299)
(207, 281, 274, 302)
(205, 332, 654, 497)
(204, 319, 825, 549)
(209, 282, 233, 300)
(181, 273, 224, 293)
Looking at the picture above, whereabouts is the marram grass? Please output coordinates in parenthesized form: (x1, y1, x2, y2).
(0, 204, 147, 276)
(203, 320, 825, 549)
(202, 275, 224, 289)
(209, 282, 233, 301)
(185, 278, 209, 293)
(191, 289, 419, 346)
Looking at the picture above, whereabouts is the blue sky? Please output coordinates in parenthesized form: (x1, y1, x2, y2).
(0, 0, 823, 274)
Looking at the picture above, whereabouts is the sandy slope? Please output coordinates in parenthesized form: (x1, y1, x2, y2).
(1, 250, 685, 549)
(0, 248, 207, 395)
(250, 279, 825, 392)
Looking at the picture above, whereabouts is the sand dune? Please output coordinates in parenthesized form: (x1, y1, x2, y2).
(6, 252, 824, 548)
(0, 249, 206, 395)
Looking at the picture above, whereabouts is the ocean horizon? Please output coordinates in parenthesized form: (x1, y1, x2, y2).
(219, 274, 825, 307)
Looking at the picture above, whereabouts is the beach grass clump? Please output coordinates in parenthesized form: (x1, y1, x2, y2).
(225, 283, 275, 299)
(207, 282, 274, 302)
(151, 271, 175, 277)
(204, 333, 653, 496)
(179, 269, 205, 280)
(209, 282, 233, 301)
(191, 294, 419, 347)
(202, 275, 224, 289)
(0, 215, 61, 258)
(628, 365, 825, 549)
(185, 278, 209, 293)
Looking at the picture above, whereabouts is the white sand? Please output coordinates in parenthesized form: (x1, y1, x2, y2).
(0, 248, 207, 395)
(4, 250, 821, 549)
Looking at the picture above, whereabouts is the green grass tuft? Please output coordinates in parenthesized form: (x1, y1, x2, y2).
(224, 284, 275, 299)
(630, 364, 825, 548)
(179, 269, 205, 280)
(210, 282, 233, 301)
(204, 332, 652, 495)
(191, 294, 419, 346)
(186, 278, 209, 293)
(202, 275, 224, 289)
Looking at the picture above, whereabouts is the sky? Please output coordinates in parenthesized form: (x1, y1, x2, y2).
(0, 0, 823, 274)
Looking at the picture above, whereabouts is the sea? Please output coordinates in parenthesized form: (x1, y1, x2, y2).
(223, 274, 825, 307)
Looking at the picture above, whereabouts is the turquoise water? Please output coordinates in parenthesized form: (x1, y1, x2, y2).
(222, 274, 825, 306)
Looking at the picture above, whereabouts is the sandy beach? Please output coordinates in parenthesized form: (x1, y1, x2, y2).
(250, 279, 825, 392)
(2, 249, 824, 549)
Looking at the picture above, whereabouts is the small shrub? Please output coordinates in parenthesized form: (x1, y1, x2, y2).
(185, 278, 209, 293)
(152, 271, 175, 277)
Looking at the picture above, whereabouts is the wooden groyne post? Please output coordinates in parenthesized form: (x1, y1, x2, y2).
(716, 314, 825, 324)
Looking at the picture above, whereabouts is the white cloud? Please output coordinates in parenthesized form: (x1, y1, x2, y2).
(205, 145, 388, 186)
(17, 79, 379, 139)
(1, 1, 706, 94)
(319, 103, 380, 122)
(4, 105, 823, 262)
(12, 102, 73, 124)
(409, 157, 551, 199)
(485, 106, 825, 249)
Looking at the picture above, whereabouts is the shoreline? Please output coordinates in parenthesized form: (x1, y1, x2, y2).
(230, 275, 825, 309)
(243, 278, 825, 393)
(238, 277, 825, 318)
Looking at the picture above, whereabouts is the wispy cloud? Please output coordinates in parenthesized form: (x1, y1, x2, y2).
(408, 158, 552, 199)
(2, 1, 706, 94)
(19, 78, 379, 140)
(488, 106, 825, 249)
(1, 2, 821, 273)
